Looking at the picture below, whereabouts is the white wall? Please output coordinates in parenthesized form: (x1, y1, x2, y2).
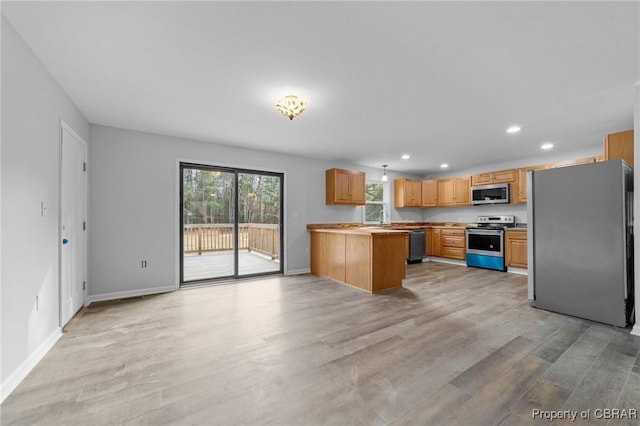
(87, 124, 423, 300)
(425, 204, 527, 225)
(1, 16, 89, 400)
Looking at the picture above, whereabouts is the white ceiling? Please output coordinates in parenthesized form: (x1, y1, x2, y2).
(3, 1, 639, 175)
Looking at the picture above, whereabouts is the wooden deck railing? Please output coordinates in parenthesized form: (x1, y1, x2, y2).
(184, 223, 280, 259)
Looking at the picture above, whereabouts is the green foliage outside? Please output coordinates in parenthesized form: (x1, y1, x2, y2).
(183, 169, 281, 224)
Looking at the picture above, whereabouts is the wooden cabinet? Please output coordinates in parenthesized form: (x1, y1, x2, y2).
(515, 156, 602, 204)
(440, 228, 465, 260)
(516, 164, 549, 204)
(471, 169, 516, 186)
(394, 178, 422, 207)
(505, 230, 527, 269)
(309, 229, 406, 293)
(421, 180, 438, 207)
(427, 227, 465, 260)
(604, 129, 634, 167)
(552, 157, 597, 168)
(326, 168, 365, 205)
(437, 177, 470, 207)
(426, 228, 441, 256)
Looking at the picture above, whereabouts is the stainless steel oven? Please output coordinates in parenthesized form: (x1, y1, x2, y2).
(466, 215, 514, 272)
(466, 228, 504, 257)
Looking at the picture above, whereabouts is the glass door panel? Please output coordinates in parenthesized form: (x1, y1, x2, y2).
(182, 166, 236, 282)
(238, 173, 282, 276)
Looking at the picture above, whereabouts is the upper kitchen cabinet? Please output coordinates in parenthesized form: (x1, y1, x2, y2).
(421, 180, 438, 207)
(604, 129, 634, 167)
(437, 177, 470, 207)
(326, 168, 366, 205)
(552, 157, 597, 168)
(394, 178, 422, 208)
(471, 169, 516, 186)
(516, 164, 549, 204)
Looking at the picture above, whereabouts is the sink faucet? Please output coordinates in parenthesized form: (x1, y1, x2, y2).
(379, 209, 385, 225)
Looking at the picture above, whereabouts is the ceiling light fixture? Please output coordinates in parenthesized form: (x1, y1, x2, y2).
(440, 163, 449, 169)
(541, 142, 554, 150)
(275, 94, 307, 120)
(381, 165, 388, 182)
(401, 154, 410, 160)
(506, 125, 521, 134)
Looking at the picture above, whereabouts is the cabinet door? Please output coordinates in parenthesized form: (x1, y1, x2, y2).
(506, 232, 527, 268)
(403, 180, 415, 206)
(350, 171, 366, 204)
(326, 169, 351, 204)
(431, 229, 441, 257)
(421, 180, 438, 207)
(492, 169, 516, 183)
(394, 179, 408, 208)
(604, 130, 634, 167)
(410, 180, 422, 206)
(310, 232, 327, 276)
(453, 177, 470, 205)
(516, 164, 548, 204)
(471, 173, 493, 186)
(437, 179, 454, 206)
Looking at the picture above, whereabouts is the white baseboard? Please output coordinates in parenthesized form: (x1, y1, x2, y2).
(631, 324, 640, 336)
(1, 327, 62, 403)
(86, 285, 177, 305)
(426, 257, 528, 275)
(426, 257, 467, 267)
(285, 268, 311, 276)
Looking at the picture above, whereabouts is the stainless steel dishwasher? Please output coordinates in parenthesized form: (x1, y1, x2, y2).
(408, 230, 425, 264)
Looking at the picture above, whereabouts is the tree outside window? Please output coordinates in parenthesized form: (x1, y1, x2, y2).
(363, 181, 389, 224)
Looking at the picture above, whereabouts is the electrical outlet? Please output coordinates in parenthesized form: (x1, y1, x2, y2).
(141, 260, 147, 268)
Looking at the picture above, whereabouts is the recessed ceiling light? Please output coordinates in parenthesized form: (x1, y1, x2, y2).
(401, 154, 410, 160)
(440, 163, 449, 169)
(541, 143, 554, 150)
(506, 126, 521, 134)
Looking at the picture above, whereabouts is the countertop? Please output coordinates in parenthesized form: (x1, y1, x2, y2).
(307, 222, 527, 231)
(308, 227, 409, 235)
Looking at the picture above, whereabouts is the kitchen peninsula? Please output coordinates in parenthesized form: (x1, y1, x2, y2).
(307, 226, 408, 293)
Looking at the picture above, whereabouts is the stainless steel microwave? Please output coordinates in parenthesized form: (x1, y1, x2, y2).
(471, 183, 510, 205)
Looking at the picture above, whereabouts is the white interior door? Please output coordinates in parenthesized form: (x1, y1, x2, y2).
(60, 125, 87, 326)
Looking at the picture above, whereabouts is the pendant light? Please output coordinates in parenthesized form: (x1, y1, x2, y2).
(381, 165, 388, 182)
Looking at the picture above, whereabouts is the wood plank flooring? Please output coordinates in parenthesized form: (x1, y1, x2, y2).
(2, 261, 639, 425)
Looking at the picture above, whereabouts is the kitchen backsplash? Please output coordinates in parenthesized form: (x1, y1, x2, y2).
(423, 204, 527, 224)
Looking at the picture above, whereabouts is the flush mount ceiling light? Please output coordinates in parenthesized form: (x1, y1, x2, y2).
(506, 125, 521, 134)
(401, 154, 411, 160)
(440, 163, 449, 169)
(541, 142, 554, 150)
(275, 94, 307, 120)
(381, 165, 388, 182)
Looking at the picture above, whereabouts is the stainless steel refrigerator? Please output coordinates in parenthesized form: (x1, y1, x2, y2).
(527, 160, 634, 327)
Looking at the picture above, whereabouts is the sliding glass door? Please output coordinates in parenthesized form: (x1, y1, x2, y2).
(180, 163, 283, 284)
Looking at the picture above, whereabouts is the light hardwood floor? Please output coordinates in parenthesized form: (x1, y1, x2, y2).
(2, 262, 639, 425)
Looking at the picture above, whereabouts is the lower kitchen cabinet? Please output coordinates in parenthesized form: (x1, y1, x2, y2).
(426, 228, 441, 256)
(427, 227, 465, 260)
(440, 228, 465, 260)
(505, 230, 527, 268)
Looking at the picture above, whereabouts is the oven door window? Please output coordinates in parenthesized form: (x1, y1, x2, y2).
(468, 233, 502, 254)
